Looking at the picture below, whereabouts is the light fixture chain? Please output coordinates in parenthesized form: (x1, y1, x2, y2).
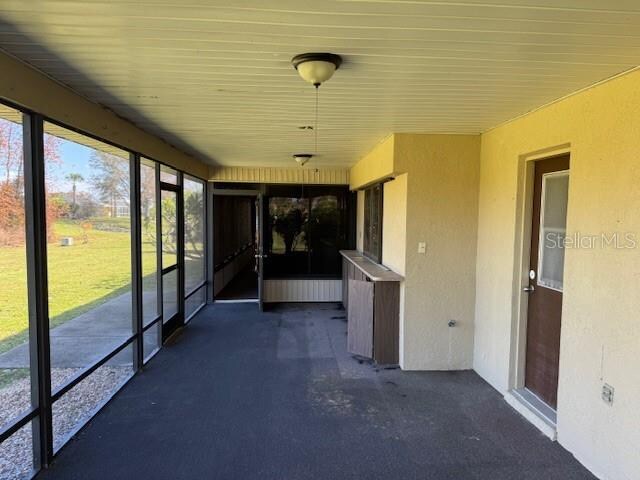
(314, 85, 319, 155)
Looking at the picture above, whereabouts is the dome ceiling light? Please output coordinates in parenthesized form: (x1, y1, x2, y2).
(293, 153, 313, 166)
(291, 53, 342, 87)
(291, 53, 342, 167)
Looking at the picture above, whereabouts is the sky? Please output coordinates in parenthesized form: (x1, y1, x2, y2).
(53, 140, 94, 193)
(1, 113, 115, 197)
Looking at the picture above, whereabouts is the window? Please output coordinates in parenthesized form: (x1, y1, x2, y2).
(141, 158, 159, 325)
(0, 101, 208, 476)
(161, 189, 178, 322)
(537, 171, 569, 292)
(0, 104, 35, 479)
(43, 121, 134, 452)
(140, 158, 161, 360)
(160, 164, 177, 184)
(183, 176, 205, 294)
(116, 205, 129, 217)
(264, 185, 354, 278)
(184, 175, 205, 320)
(363, 183, 383, 263)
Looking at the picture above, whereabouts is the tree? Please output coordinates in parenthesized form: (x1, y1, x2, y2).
(65, 172, 84, 217)
(271, 199, 307, 254)
(73, 191, 99, 219)
(0, 119, 62, 245)
(90, 151, 129, 217)
(140, 162, 155, 218)
(160, 195, 177, 255)
(0, 119, 22, 186)
(184, 189, 203, 258)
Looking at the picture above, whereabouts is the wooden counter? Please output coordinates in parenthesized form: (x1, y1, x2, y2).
(340, 250, 402, 365)
(339, 250, 404, 282)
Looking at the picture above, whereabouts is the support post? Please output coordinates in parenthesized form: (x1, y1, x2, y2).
(155, 162, 163, 346)
(130, 153, 143, 371)
(177, 173, 186, 324)
(23, 113, 53, 467)
(206, 181, 214, 302)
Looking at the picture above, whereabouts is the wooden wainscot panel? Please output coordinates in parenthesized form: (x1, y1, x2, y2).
(373, 282, 400, 364)
(347, 280, 374, 358)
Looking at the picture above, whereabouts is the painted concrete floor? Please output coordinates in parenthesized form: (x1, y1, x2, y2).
(36, 303, 596, 480)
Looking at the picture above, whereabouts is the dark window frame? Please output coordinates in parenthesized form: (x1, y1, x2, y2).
(0, 95, 209, 475)
(363, 183, 384, 264)
(263, 184, 355, 279)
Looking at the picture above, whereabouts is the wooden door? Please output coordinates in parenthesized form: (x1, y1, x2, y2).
(347, 279, 374, 358)
(525, 155, 570, 408)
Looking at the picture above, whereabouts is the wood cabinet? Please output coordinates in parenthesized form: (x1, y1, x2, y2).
(340, 251, 403, 365)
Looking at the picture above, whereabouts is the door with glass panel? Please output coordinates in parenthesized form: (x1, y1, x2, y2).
(160, 167, 183, 339)
(523, 155, 570, 409)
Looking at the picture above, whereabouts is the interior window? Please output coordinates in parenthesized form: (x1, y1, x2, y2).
(363, 183, 383, 263)
(263, 185, 353, 278)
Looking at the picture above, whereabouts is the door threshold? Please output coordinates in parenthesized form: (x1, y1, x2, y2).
(214, 299, 259, 304)
(504, 389, 557, 441)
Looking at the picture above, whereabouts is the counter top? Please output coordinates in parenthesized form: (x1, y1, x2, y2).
(340, 250, 404, 282)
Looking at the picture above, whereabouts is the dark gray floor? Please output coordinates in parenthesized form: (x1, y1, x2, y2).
(37, 303, 595, 480)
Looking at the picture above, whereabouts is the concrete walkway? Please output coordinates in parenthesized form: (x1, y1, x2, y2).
(0, 291, 165, 368)
(37, 303, 595, 480)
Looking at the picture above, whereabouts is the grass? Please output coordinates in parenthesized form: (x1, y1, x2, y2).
(1, 217, 204, 363)
(0, 219, 157, 356)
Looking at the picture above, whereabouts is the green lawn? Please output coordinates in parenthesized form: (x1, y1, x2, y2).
(0, 219, 157, 356)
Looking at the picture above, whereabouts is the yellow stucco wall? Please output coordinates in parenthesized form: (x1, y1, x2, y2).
(0, 52, 209, 178)
(350, 133, 480, 371)
(350, 134, 395, 189)
(475, 70, 640, 480)
(395, 134, 480, 370)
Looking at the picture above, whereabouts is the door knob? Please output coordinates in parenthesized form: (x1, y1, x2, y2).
(523, 285, 535, 293)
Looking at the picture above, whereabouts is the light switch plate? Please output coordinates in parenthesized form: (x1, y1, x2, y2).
(602, 383, 614, 405)
(418, 242, 426, 254)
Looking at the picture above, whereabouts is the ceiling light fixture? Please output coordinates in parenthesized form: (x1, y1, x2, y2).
(291, 53, 342, 166)
(291, 53, 342, 87)
(293, 153, 313, 166)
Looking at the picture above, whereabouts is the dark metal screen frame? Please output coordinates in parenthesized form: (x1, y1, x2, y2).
(206, 182, 215, 303)
(183, 174, 207, 319)
(159, 178, 185, 339)
(0, 98, 210, 476)
(23, 111, 53, 468)
(130, 152, 144, 372)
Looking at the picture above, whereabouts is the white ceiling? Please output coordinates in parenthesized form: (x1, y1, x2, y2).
(1, 0, 640, 167)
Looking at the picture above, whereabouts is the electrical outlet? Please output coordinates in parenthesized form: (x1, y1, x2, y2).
(418, 242, 426, 254)
(602, 383, 614, 405)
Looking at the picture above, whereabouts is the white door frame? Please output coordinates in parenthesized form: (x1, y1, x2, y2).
(505, 144, 571, 438)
